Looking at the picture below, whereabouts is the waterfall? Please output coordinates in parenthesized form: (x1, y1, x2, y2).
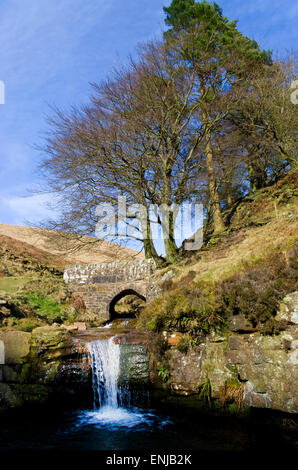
(78, 336, 157, 429)
(87, 337, 120, 410)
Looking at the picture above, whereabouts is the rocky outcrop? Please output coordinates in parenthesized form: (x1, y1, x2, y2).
(158, 292, 298, 414)
(0, 293, 297, 414)
(0, 326, 152, 412)
(0, 327, 91, 411)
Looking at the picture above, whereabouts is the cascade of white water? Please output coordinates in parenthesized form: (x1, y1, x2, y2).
(87, 337, 120, 409)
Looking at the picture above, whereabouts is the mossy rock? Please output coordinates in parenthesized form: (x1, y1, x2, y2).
(30, 326, 72, 355)
(0, 330, 31, 364)
(276, 291, 298, 324)
(119, 344, 150, 385)
(0, 383, 24, 408)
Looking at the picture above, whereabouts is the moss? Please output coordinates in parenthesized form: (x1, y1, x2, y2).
(176, 336, 189, 353)
(138, 281, 227, 336)
(227, 365, 239, 381)
(15, 318, 44, 332)
(30, 326, 72, 356)
(19, 363, 32, 383)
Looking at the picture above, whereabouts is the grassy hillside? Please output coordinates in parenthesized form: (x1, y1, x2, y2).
(138, 172, 298, 339)
(0, 226, 142, 331)
(0, 224, 143, 264)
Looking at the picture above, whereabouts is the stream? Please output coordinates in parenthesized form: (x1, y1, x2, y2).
(0, 321, 296, 451)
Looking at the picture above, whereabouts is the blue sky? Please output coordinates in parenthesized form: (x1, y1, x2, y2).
(0, 0, 297, 227)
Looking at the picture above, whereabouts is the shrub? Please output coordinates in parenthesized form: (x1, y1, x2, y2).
(138, 283, 226, 335)
(218, 247, 298, 327)
(197, 377, 212, 406)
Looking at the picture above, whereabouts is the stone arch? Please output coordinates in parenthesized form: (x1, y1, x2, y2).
(107, 286, 146, 320)
(0, 339, 5, 365)
(64, 259, 156, 322)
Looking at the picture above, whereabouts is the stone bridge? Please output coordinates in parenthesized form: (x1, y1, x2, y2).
(63, 259, 156, 322)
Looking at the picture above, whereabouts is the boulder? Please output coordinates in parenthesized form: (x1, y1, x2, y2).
(229, 314, 256, 332)
(61, 322, 87, 332)
(30, 326, 72, 356)
(0, 330, 30, 364)
(0, 383, 23, 408)
(276, 292, 298, 324)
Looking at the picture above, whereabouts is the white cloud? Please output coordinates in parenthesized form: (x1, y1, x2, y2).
(0, 192, 57, 225)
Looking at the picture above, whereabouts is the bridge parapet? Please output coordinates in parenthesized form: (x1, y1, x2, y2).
(64, 259, 156, 285)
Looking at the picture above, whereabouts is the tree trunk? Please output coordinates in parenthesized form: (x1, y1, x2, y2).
(141, 207, 161, 262)
(248, 162, 267, 191)
(204, 127, 225, 234)
(160, 207, 180, 264)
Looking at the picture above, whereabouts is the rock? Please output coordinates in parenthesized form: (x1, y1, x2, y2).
(0, 383, 23, 408)
(227, 348, 263, 365)
(72, 322, 87, 331)
(209, 332, 227, 343)
(0, 339, 4, 364)
(61, 324, 78, 332)
(119, 344, 150, 385)
(2, 365, 23, 383)
(228, 336, 245, 350)
(276, 292, 298, 324)
(229, 314, 256, 332)
(243, 381, 271, 408)
(167, 332, 183, 346)
(161, 303, 298, 413)
(200, 339, 232, 397)
(0, 330, 31, 364)
(30, 326, 72, 356)
(56, 361, 91, 384)
(167, 348, 203, 393)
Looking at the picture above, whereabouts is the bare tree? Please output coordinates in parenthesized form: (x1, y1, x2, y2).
(39, 41, 207, 264)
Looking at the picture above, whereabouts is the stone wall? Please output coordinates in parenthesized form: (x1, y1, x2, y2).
(64, 259, 156, 322)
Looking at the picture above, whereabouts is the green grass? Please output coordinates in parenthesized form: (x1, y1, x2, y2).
(0, 277, 32, 294)
(24, 293, 66, 323)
